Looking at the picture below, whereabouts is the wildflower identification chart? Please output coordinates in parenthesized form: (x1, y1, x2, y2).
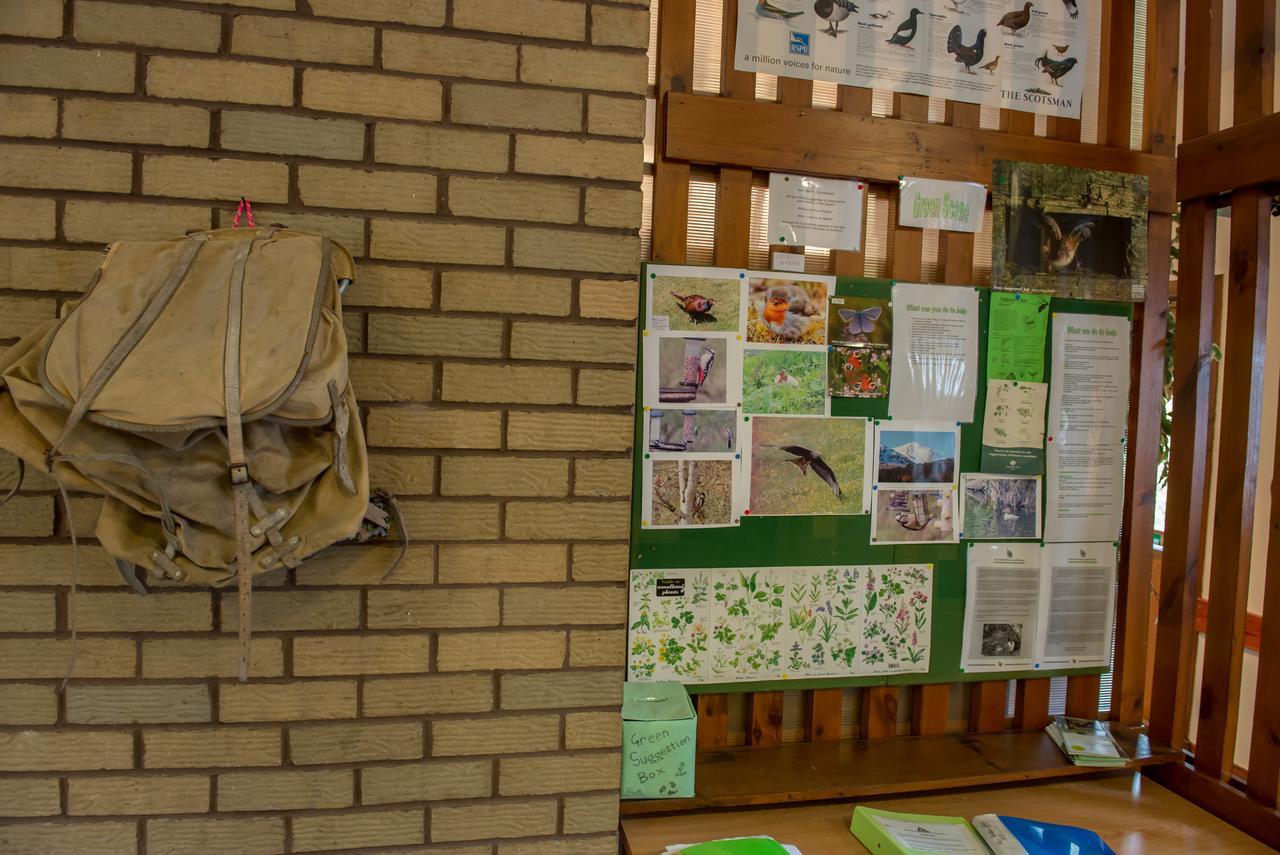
(629, 264, 1131, 692)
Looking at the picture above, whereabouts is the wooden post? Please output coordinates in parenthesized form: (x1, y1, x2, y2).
(912, 684, 950, 735)
(652, 0, 695, 264)
(861, 686, 899, 739)
(697, 694, 731, 750)
(805, 689, 843, 742)
(749, 691, 785, 747)
(1014, 679, 1052, 731)
(714, 0, 753, 270)
(1248, 426, 1280, 806)
(969, 681, 1007, 733)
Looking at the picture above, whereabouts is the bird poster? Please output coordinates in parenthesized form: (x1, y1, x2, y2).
(991, 161, 1150, 301)
(643, 458, 741, 529)
(960, 473, 1042, 539)
(647, 408, 739, 455)
(746, 275, 832, 346)
(643, 333, 741, 410)
(887, 283, 979, 422)
(645, 264, 745, 333)
(744, 415, 872, 515)
(871, 487, 958, 543)
(742, 348, 829, 416)
(734, 0, 1087, 119)
(960, 542, 1042, 672)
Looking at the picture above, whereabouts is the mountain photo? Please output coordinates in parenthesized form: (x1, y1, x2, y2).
(876, 426, 958, 484)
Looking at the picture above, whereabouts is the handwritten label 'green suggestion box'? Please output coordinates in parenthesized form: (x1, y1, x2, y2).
(621, 681, 696, 799)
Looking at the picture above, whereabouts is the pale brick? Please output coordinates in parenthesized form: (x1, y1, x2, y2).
(500, 835, 618, 855)
(511, 321, 635, 363)
(293, 634, 430, 676)
(300, 165, 436, 213)
(588, 93, 647, 138)
(147, 56, 293, 106)
(69, 774, 210, 816)
(572, 543, 629, 582)
(221, 110, 365, 160)
(505, 586, 628, 626)
(397, 499, 501, 541)
(523, 45, 647, 94)
(508, 411, 633, 452)
(514, 228, 640, 274)
(501, 670, 622, 710)
(76, 1, 221, 51)
(233, 15, 374, 65)
(0, 495, 52, 536)
(432, 714, 560, 757)
(0, 44, 133, 92)
(0, 0, 61, 36)
(384, 31, 517, 81)
(0, 591, 53, 632)
(295, 544, 435, 586)
(346, 264, 433, 309)
(0, 246, 102, 292)
(67, 684, 212, 724)
(217, 769, 353, 811)
(144, 727, 281, 768)
(579, 277, 640, 319)
(0, 296, 56, 338)
(310, 0, 444, 26)
(0, 777, 60, 817)
(516, 135, 642, 182)
(367, 407, 502, 448)
(220, 589, 360, 631)
(575, 458, 632, 496)
(143, 154, 289, 202)
(440, 455, 569, 497)
(368, 588, 499, 629)
(142, 637, 285, 678)
(507, 499, 630, 539)
(220, 680, 357, 722)
(453, 83, 582, 132)
(0, 683, 58, 725)
(0, 195, 55, 240)
(577, 368, 635, 406)
(0, 637, 136, 678)
(432, 799, 557, 842)
(0, 731, 133, 772)
(564, 792, 622, 833)
(293, 808, 424, 852)
(454, 0, 585, 40)
(218, 208, 365, 254)
(362, 759, 491, 804)
(199, 0, 293, 6)
(368, 453, 436, 495)
(290, 720, 423, 764)
(450, 176, 579, 224)
(592, 5, 651, 47)
(368, 313, 504, 358)
(376, 123, 510, 173)
(0, 144, 132, 193)
(585, 187, 643, 228)
(0, 822, 136, 855)
(371, 219, 506, 264)
(363, 674, 493, 716)
(439, 544, 567, 584)
(304, 69, 442, 121)
(440, 271, 572, 316)
(64, 201, 213, 243)
(570, 628, 626, 667)
(437, 630, 565, 671)
(351, 357, 435, 402)
(148, 817, 285, 855)
(565, 711, 621, 749)
(76, 591, 212, 632)
(442, 364, 573, 405)
(0, 92, 57, 137)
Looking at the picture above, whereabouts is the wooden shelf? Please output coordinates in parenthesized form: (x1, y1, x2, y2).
(619, 725, 1180, 817)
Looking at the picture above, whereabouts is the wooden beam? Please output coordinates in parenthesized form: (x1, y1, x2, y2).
(968, 681, 1006, 733)
(663, 94, 1177, 213)
(712, 0, 752, 268)
(1177, 111, 1280, 201)
(697, 693, 731, 750)
(1248, 458, 1280, 806)
(861, 686, 899, 739)
(1193, 598, 1262, 652)
(651, 1, 695, 263)
(1145, 763, 1280, 850)
(805, 689, 843, 742)
(1196, 187, 1270, 782)
(1097, 0, 1134, 148)
(1142, 0, 1179, 155)
(829, 84, 874, 277)
(1181, 0, 1223, 141)
(1065, 675, 1101, 720)
(1014, 679, 1052, 731)
(912, 684, 950, 736)
(1233, 0, 1275, 124)
(749, 691, 784, 747)
(1148, 199, 1216, 751)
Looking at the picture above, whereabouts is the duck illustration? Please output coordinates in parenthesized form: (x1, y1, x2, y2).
(946, 25, 986, 73)
(1033, 207, 1094, 271)
(1034, 51, 1078, 85)
(886, 8, 922, 46)
(671, 291, 717, 323)
(1061, 0, 1079, 17)
(980, 55, 1000, 74)
(815, 0, 858, 35)
(997, 2, 1033, 33)
(756, 0, 804, 19)
(775, 445, 843, 499)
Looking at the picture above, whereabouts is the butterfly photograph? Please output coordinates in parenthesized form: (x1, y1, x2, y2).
(829, 345, 890, 399)
(829, 295, 891, 347)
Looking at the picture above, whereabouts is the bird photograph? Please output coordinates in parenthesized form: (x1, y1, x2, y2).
(748, 415, 868, 515)
(755, 0, 804, 20)
(945, 24, 987, 73)
(875, 489, 953, 542)
(647, 408, 737, 453)
(653, 273, 741, 332)
(962, 475, 1040, 539)
(670, 291, 716, 324)
(1031, 205, 1095, 272)
(814, 0, 858, 35)
(1034, 50, 1078, 85)
(996, 1, 1033, 34)
(1061, 0, 1079, 17)
(657, 336, 727, 404)
(980, 55, 1000, 74)
(746, 277, 829, 344)
(650, 459, 734, 526)
(885, 8, 922, 47)
(742, 349, 827, 416)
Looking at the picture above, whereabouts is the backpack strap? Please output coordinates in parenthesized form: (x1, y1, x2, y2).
(0, 455, 22, 509)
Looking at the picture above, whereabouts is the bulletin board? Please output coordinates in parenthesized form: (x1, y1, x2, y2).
(629, 267, 1133, 693)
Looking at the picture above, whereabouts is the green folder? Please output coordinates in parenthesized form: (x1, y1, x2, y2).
(681, 837, 791, 855)
(850, 806, 990, 854)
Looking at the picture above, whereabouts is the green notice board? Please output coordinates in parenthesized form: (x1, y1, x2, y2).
(630, 267, 1133, 694)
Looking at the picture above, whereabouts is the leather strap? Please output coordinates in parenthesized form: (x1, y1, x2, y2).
(0, 455, 23, 509)
(328, 380, 356, 495)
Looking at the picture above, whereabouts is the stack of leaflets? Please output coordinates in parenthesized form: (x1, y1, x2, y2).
(1045, 716, 1128, 767)
(850, 805, 1116, 854)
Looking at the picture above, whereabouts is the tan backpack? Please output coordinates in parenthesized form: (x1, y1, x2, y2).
(0, 225, 398, 680)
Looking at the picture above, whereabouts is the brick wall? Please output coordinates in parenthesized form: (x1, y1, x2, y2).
(0, 1, 646, 852)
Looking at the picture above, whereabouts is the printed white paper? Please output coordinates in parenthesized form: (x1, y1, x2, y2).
(888, 283, 979, 422)
(961, 543, 1041, 672)
(1035, 542, 1117, 668)
(1047, 313, 1131, 436)
(767, 172, 864, 251)
(982, 380, 1048, 448)
(875, 816, 991, 855)
(1044, 431, 1125, 542)
(898, 177, 987, 233)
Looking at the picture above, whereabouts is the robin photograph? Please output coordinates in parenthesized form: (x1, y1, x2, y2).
(746, 277, 830, 345)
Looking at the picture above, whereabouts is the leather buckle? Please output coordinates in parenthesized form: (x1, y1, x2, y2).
(230, 464, 249, 485)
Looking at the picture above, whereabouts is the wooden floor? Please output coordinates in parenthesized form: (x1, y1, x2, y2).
(621, 773, 1275, 854)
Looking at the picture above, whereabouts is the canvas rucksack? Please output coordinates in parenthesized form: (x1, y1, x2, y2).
(0, 223, 400, 680)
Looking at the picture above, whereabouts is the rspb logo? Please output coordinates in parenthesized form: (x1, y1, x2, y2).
(788, 31, 810, 55)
